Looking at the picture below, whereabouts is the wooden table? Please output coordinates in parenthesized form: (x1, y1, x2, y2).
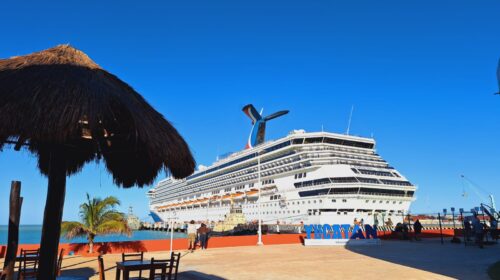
(115, 260, 168, 280)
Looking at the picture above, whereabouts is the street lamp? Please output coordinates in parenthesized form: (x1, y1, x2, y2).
(170, 210, 176, 255)
(257, 152, 264, 246)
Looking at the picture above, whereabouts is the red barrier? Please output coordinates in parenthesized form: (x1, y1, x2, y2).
(0, 245, 5, 258)
(6, 229, 455, 257)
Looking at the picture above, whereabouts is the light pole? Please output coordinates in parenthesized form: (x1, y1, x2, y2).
(170, 210, 176, 255)
(257, 152, 264, 246)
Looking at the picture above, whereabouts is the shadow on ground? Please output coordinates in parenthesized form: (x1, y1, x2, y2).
(345, 238, 499, 279)
(59, 267, 95, 279)
(179, 270, 227, 280)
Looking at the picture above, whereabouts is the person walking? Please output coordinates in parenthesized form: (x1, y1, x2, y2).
(197, 223, 210, 250)
(187, 220, 197, 252)
(413, 219, 423, 241)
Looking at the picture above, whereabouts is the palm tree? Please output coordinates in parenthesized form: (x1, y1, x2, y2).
(61, 194, 131, 253)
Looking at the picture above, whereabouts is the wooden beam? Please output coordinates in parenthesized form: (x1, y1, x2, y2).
(2, 181, 23, 280)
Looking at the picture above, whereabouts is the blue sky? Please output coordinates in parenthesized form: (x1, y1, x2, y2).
(0, 1, 499, 224)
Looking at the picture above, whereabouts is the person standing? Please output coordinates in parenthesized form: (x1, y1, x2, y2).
(197, 223, 210, 250)
(187, 220, 197, 252)
(490, 218, 498, 242)
(413, 219, 423, 241)
(464, 219, 472, 241)
(472, 215, 484, 249)
(386, 218, 393, 229)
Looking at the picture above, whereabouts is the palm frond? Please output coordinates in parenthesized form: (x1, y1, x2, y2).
(61, 221, 89, 239)
(96, 220, 131, 237)
(101, 211, 125, 222)
(95, 196, 120, 218)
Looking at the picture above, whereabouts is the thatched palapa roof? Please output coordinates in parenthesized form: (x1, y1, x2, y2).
(0, 45, 195, 187)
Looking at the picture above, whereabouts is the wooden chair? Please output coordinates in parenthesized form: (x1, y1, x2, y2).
(122, 252, 145, 279)
(97, 256, 106, 280)
(56, 248, 65, 276)
(167, 252, 181, 280)
(148, 258, 171, 280)
(17, 249, 40, 280)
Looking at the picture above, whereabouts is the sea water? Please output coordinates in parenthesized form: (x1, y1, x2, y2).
(0, 225, 186, 245)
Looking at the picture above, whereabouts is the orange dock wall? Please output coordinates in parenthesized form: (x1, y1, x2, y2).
(0, 229, 457, 257)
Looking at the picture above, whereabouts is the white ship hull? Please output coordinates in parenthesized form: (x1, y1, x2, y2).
(148, 131, 416, 226)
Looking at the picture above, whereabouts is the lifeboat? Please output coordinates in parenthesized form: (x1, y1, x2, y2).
(198, 198, 209, 204)
(245, 190, 259, 198)
(232, 192, 245, 200)
(222, 194, 232, 201)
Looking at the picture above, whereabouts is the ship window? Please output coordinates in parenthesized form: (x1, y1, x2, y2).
(292, 138, 304, 145)
(298, 210, 300, 213)
(342, 199, 347, 202)
(380, 179, 413, 186)
(319, 200, 322, 203)
(331, 177, 358, 183)
(313, 200, 316, 203)
(357, 177, 380, 184)
(357, 169, 394, 177)
(304, 137, 323, 144)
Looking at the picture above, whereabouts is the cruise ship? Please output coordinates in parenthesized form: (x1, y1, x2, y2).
(148, 105, 416, 226)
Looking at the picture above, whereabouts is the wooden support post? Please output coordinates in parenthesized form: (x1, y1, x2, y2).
(38, 150, 67, 280)
(3, 181, 23, 280)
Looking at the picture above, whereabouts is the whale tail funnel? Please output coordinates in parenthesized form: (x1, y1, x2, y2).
(242, 104, 288, 149)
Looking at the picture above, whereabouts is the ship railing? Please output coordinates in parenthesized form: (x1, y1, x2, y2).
(356, 191, 413, 198)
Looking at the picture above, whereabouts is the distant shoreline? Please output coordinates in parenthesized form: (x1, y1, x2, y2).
(0, 225, 186, 245)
